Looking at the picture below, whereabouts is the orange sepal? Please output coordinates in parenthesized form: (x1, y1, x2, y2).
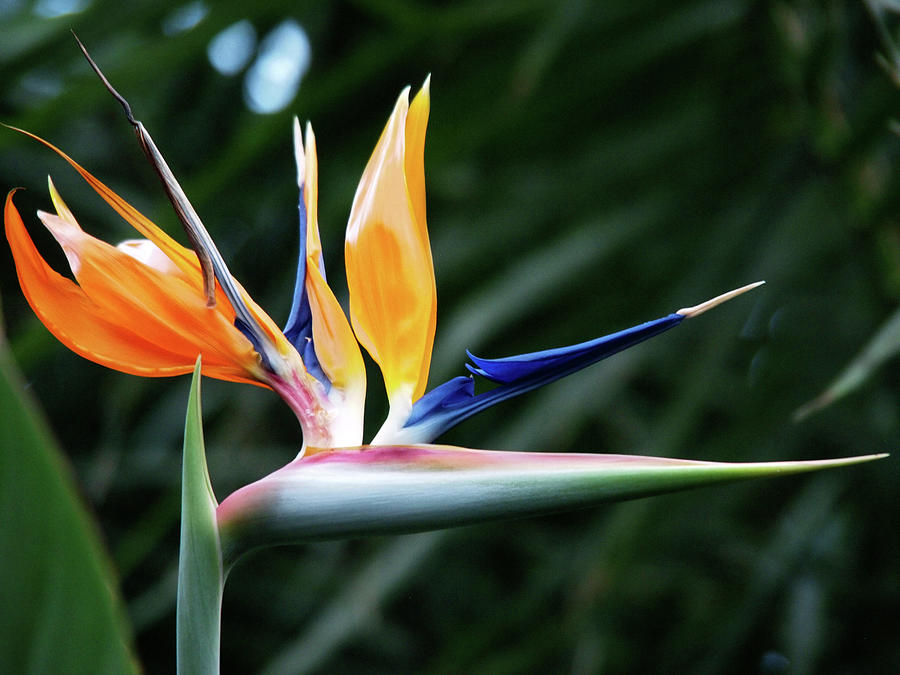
(5, 189, 265, 385)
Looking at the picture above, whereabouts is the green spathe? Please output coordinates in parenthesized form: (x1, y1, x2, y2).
(217, 444, 885, 567)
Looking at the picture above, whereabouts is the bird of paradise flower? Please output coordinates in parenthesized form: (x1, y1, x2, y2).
(5, 78, 773, 454)
(3, 48, 885, 674)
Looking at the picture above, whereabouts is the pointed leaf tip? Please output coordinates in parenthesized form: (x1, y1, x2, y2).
(177, 357, 223, 674)
(676, 281, 765, 318)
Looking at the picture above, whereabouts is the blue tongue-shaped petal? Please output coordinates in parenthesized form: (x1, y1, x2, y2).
(402, 283, 764, 443)
(406, 376, 475, 427)
(465, 314, 682, 384)
(283, 121, 328, 387)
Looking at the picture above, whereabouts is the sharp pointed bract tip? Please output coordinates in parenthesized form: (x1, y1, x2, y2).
(70, 30, 87, 53)
(677, 281, 765, 318)
(74, 36, 137, 127)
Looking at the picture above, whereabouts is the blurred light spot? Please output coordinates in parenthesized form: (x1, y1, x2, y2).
(243, 20, 311, 115)
(7, 68, 64, 109)
(19, 69, 63, 100)
(746, 347, 768, 388)
(161, 1, 208, 36)
(0, 0, 26, 18)
(33, 0, 89, 18)
(759, 651, 790, 674)
(738, 296, 768, 340)
(767, 306, 787, 337)
(207, 20, 257, 76)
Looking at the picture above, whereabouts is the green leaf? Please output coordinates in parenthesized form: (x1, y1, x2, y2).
(0, 300, 137, 674)
(217, 445, 886, 565)
(176, 358, 223, 675)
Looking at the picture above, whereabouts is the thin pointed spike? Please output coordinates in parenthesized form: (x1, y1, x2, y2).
(73, 33, 218, 307)
(676, 281, 765, 318)
(72, 32, 137, 127)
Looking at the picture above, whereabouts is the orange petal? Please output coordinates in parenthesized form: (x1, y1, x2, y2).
(301, 124, 366, 392)
(306, 262, 366, 390)
(301, 121, 323, 265)
(405, 77, 430, 246)
(345, 83, 437, 404)
(5, 190, 264, 385)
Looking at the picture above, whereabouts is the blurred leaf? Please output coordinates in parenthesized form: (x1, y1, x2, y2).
(794, 305, 900, 420)
(260, 532, 444, 675)
(0, 297, 137, 674)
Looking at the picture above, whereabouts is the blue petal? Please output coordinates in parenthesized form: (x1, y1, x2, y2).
(234, 317, 273, 372)
(282, 187, 328, 387)
(405, 376, 475, 427)
(405, 313, 684, 440)
(466, 314, 683, 383)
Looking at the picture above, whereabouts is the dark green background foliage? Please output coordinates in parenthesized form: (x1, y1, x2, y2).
(1, 0, 898, 672)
